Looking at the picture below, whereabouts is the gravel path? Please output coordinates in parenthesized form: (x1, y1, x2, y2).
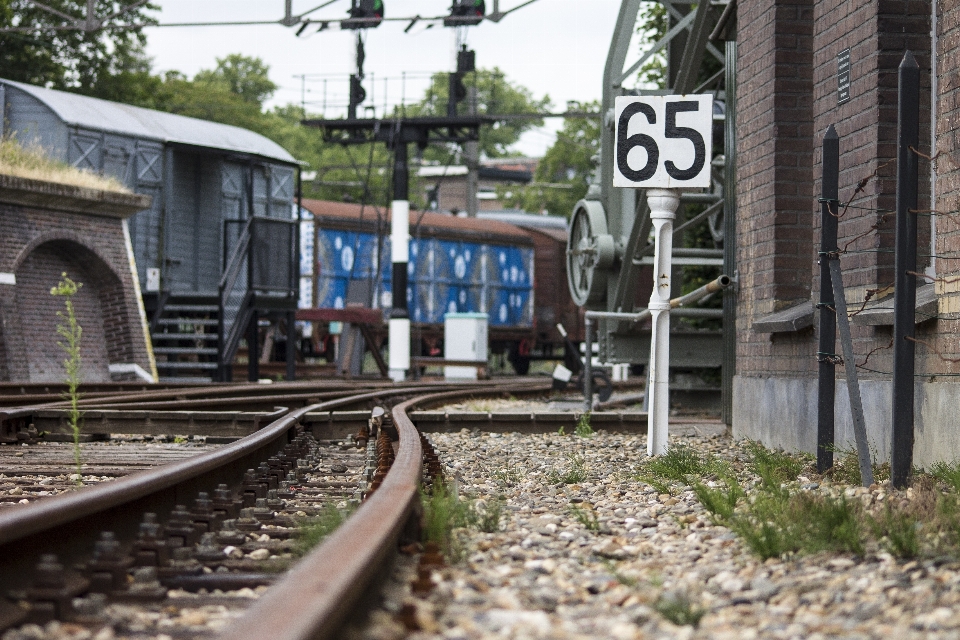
(360, 428, 960, 640)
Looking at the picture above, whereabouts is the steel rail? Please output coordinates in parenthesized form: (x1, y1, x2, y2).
(222, 381, 551, 640)
(0, 385, 430, 591)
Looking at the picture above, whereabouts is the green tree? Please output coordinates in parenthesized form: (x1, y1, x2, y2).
(500, 101, 600, 217)
(194, 54, 278, 107)
(0, 0, 159, 98)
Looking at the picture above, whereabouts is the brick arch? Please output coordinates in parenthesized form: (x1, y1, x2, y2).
(11, 239, 135, 382)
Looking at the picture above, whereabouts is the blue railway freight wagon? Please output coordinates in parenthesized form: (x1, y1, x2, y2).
(299, 200, 536, 369)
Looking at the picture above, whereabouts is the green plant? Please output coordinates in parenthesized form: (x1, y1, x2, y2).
(296, 503, 353, 556)
(476, 497, 505, 533)
(575, 412, 594, 437)
(641, 443, 728, 488)
(744, 440, 808, 489)
(51, 273, 83, 484)
(569, 503, 600, 531)
(421, 481, 476, 561)
(869, 504, 920, 559)
(557, 425, 566, 436)
(492, 464, 525, 487)
(931, 461, 960, 493)
(654, 594, 705, 627)
(693, 478, 743, 521)
(548, 453, 588, 485)
(173, 436, 188, 444)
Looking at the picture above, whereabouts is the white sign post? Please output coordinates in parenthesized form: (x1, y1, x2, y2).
(613, 95, 713, 456)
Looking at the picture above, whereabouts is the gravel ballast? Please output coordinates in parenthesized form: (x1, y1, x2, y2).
(359, 427, 960, 640)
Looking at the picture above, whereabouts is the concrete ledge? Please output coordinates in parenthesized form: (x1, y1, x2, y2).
(733, 374, 960, 468)
(851, 284, 937, 326)
(0, 174, 151, 218)
(752, 301, 815, 333)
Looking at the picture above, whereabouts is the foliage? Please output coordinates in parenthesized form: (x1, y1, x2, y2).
(476, 497, 505, 533)
(569, 503, 600, 531)
(640, 442, 730, 488)
(0, 0, 159, 101)
(654, 593, 705, 627)
(194, 54, 277, 106)
(50, 273, 83, 482)
(931, 461, 960, 493)
(499, 102, 601, 217)
(404, 67, 551, 159)
(743, 441, 809, 490)
(575, 412, 594, 438)
(492, 464, 525, 487)
(420, 481, 476, 561)
(547, 453, 588, 485)
(296, 503, 353, 556)
(635, 2, 668, 89)
(693, 477, 743, 521)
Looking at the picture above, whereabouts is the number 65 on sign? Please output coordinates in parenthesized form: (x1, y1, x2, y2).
(613, 95, 713, 189)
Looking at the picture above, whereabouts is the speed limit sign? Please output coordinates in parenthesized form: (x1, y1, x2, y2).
(613, 95, 713, 189)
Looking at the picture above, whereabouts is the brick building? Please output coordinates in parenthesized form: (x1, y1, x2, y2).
(732, 0, 960, 464)
(0, 175, 155, 383)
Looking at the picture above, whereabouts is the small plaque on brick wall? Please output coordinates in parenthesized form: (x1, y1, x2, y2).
(838, 48, 851, 105)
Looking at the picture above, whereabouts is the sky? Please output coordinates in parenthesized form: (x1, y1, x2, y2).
(142, 0, 630, 157)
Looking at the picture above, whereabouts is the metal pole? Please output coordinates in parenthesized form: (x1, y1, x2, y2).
(829, 259, 875, 487)
(818, 125, 839, 473)
(646, 188, 679, 456)
(583, 316, 593, 413)
(389, 139, 411, 382)
(892, 51, 920, 488)
(721, 38, 737, 426)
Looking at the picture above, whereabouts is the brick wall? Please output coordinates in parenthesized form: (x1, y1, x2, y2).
(735, 0, 817, 377)
(0, 198, 153, 383)
(736, 0, 936, 380)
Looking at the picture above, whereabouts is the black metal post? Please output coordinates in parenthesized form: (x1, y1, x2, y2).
(287, 168, 303, 382)
(247, 310, 259, 382)
(892, 51, 920, 488)
(817, 125, 840, 473)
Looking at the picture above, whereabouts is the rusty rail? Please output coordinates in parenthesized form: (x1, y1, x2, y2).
(222, 381, 550, 640)
(0, 385, 422, 591)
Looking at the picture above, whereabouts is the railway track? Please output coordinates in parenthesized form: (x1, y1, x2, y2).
(0, 379, 553, 639)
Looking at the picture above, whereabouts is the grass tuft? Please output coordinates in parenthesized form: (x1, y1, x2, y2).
(654, 593, 706, 627)
(569, 503, 600, 531)
(574, 412, 594, 437)
(547, 453, 588, 485)
(296, 503, 353, 556)
(0, 138, 130, 192)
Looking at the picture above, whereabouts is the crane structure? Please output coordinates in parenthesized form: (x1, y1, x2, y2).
(566, 0, 737, 421)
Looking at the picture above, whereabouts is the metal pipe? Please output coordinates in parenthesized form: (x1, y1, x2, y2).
(583, 316, 593, 414)
(585, 274, 732, 324)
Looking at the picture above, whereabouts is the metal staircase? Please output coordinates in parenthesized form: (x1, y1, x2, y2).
(149, 296, 221, 382)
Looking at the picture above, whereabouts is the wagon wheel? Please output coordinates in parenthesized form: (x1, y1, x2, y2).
(566, 199, 615, 307)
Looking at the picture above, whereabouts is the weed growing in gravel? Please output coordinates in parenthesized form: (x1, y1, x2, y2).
(547, 453, 588, 485)
(421, 481, 477, 561)
(637, 443, 731, 494)
(931, 461, 960, 492)
(654, 593, 705, 627)
(744, 440, 810, 488)
(574, 412, 594, 437)
(693, 477, 744, 521)
(868, 503, 920, 558)
(296, 503, 354, 556)
(569, 503, 600, 531)
(492, 464, 525, 487)
(476, 496, 506, 533)
(51, 273, 83, 484)
(825, 445, 889, 485)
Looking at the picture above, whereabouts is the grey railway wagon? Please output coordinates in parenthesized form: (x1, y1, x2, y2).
(0, 79, 300, 382)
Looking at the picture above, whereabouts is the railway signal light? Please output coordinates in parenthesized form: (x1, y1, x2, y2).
(342, 0, 383, 29)
(444, 0, 485, 27)
(447, 46, 475, 117)
(349, 75, 366, 119)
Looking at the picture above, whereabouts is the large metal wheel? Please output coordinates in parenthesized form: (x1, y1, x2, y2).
(566, 199, 615, 307)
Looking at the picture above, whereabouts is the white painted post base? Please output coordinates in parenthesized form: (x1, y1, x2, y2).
(388, 317, 410, 382)
(646, 189, 679, 456)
